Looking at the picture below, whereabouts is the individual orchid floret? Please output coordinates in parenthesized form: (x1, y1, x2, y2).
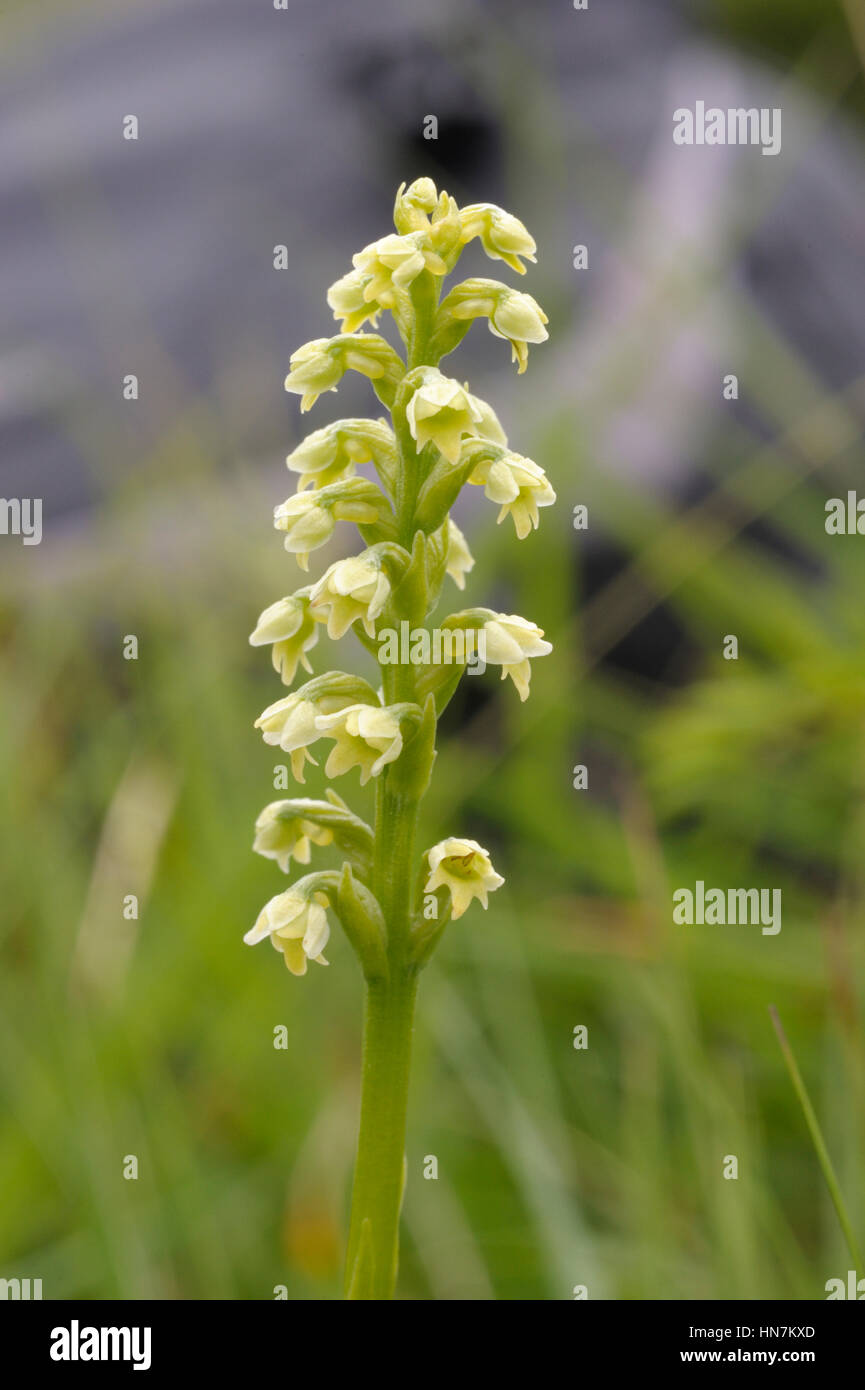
(458, 203, 537, 274)
(436, 279, 548, 373)
(286, 419, 397, 492)
(253, 791, 374, 872)
(254, 674, 379, 780)
(253, 800, 335, 869)
(484, 289, 548, 373)
(315, 703, 416, 785)
(327, 268, 382, 333)
(424, 837, 504, 919)
(445, 518, 474, 589)
(469, 450, 556, 539)
(479, 612, 553, 700)
(405, 367, 484, 464)
(309, 551, 393, 639)
(352, 233, 447, 310)
(284, 334, 404, 412)
(244, 883, 332, 976)
(249, 592, 318, 685)
(273, 478, 392, 570)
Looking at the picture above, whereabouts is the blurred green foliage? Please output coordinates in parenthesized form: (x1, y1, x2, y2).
(1, 0, 864, 1303)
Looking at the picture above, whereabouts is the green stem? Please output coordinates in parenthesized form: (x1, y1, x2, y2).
(344, 971, 418, 1298)
(344, 263, 439, 1300)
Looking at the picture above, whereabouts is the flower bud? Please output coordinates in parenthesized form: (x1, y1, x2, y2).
(393, 178, 439, 234)
(273, 493, 336, 567)
(254, 675, 376, 780)
(283, 339, 343, 412)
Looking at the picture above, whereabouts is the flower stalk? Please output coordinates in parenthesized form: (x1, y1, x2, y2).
(245, 178, 555, 1298)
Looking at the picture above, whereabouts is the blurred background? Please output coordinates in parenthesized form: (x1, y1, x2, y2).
(1, 0, 864, 1300)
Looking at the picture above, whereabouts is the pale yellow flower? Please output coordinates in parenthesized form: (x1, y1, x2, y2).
(249, 594, 318, 685)
(470, 452, 556, 539)
(309, 553, 391, 639)
(487, 290, 548, 373)
(459, 203, 537, 274)
(352, 232, 446, 310)
(406, 369, 484, 464)
(480, 613, 553, 701)
(286, 419, 396, 492)
(253, 693, 322, 782)
(252, 800, 335, 870)
(424, 837, 504, 919)
(327, 268, 381, 333)
(315, 704, 404, 785)
(283, 339, 342, 412)
(244, 888, 331, 976)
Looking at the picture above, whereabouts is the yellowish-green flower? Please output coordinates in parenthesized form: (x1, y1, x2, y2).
(254, 693, 323, 781)
(284, 334, 403, 412)
(444, 281, 548, 374)
(286, 418, 396, 492)
(406, 368, 484, 464)
(252, 800, 334, 870)
(244, 888, 331, 975)
(459, 203, 537, 274)
(352, 232, 447, 310)
(249, 593, 318, 685)
(272, 493, 336, 568)
(310, 553, 392, 639)
(315, 704, 405, 785)
(480, 613, 553, 701)
(445, 518, 474, 589)
(469, 451, 556, 539)
(424, 837, 504, 919)
(486, 290, 548, 373)
(273, 479, 389, 570)
(327, 268, 381, 333)
(283, 338, 343, 411)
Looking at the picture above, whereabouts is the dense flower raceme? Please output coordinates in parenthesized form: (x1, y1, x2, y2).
(247, 178, 553, 979)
